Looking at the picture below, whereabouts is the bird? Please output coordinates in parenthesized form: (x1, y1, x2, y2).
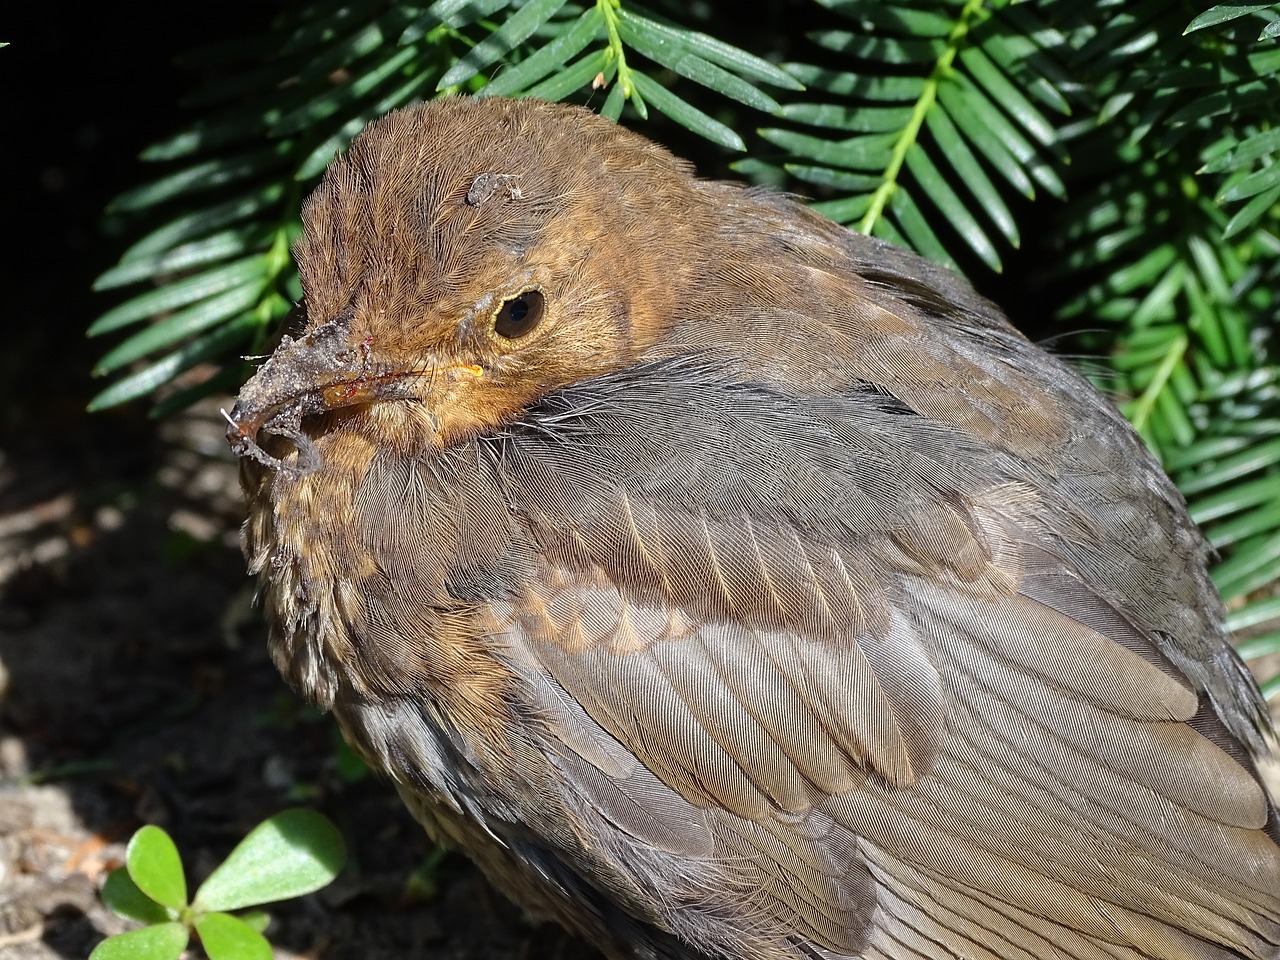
(225, 96, 1280, 960)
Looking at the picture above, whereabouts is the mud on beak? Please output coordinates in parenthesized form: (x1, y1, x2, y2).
(224, 315, 424, 478)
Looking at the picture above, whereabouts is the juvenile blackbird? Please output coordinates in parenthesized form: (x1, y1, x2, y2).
(227, 97, 1280, 960)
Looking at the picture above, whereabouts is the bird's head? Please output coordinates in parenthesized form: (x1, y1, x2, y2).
(227, 96, 717, 473)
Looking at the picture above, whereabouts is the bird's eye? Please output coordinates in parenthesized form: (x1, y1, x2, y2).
(493, 290, 545, 340)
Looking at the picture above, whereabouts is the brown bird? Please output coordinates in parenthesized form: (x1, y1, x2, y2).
(227, 96, 1280, 960)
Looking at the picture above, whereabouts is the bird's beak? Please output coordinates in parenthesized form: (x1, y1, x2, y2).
(224, 314, 469, 477)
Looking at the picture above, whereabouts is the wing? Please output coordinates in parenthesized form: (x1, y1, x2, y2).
(475, 364, 1280, 960)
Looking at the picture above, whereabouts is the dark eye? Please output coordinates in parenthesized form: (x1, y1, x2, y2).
(493, 290, 545, 339)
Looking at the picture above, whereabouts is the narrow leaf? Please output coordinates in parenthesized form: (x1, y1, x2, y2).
(816, 0, 956, 37)
(759, 128, 898, 170)
(1201, 127, 1280, 174)
(402, 0, 511, 41)
(1177, 437, 1280, 495)
(1219, 162, 1280, 203)
(438, 0, 570, 89)
(1224, 181, 1280, 239)
(89, 257, 269, 336)
(275, 45, 419, 135)
(888, 187, 954, 267)
(1185, 4, 1275, 33)
(904, 148, 1002, 270)
(629, 72, 745, 150)
(613, 9, 801, 89)
(87, 313, 261, 411)
(523, 49, 610, 101)
(94, 283, 265, 375)
(119, 186, 284, 263)
(807, 30, 943, 64)
(616, 15, 779, 111)
(939, 77, 1065, 198)
(958, 46, 1058, 146)
(482, 7, 603, 96)
(94, 230, 258, 291)
(786, 164, 881, 191)
(109, 151, 280, 213)
(935, 82, 1036, 198)
(1226, 594, 1280, 632)
(925, 108, 1019, 247)
(780, 102, 914, 133)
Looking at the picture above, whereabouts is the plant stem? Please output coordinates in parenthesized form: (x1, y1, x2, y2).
(859, 0, 989, 235)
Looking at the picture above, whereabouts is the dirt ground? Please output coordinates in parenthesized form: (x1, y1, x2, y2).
(0, 395, 597, 960)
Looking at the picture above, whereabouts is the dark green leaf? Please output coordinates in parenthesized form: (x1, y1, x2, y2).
(779, 102, 914, 132)
(1224, 181, 1280, 239)
(817, 0, 957, 38)
(614, 9, 801, 90)
(924, 107, 1019, 247)
(807, 30, 943, 64)
(759, 128, 898, 170)
(275, 45, 420, 135)
(94, 230, 258, 291)
(1203, 496, 1280, 549)
(979, 29, 1073, 115)
(888, 186, 954, 267)
(1177, 437, 1280, 495)
(1219, 162, 1280, 203)
(1236, 630, 1280, 662)
(1185, 4, 1275, 33)
(629, 72, 745, 150)
(295, 70, 437, 180)
(935, 82, 1037, 198)
(1108, 244, 1179, 296)
(87, 313, 261, 411)
(110, 150, 283, 214)
(788, 64, 926, 101)
(402, 0, 511, 41)
(118, 186, 284, 263)
(1226, 595, 1280, 632)
(904, 148, 1002, 270)
(101, 868, 172, 925)
(94, 283, 266, 375)
(438, 0, 570, 90)
(89, 258, 269, 336)
(958, 46, 1058, 146)
(616, 13, 779, 111)
(523, 48, 609, 101)
(672, 33, 802, 92)
(785, 164, 881, 191)
(1201, 127, 1280, 174)
(482, 7, 603, 96)
(938, 76, 1065, 197)
(810, 193, 874, 223)
(1213, 535, 1280, 600)
(601, 80, 627, 121)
